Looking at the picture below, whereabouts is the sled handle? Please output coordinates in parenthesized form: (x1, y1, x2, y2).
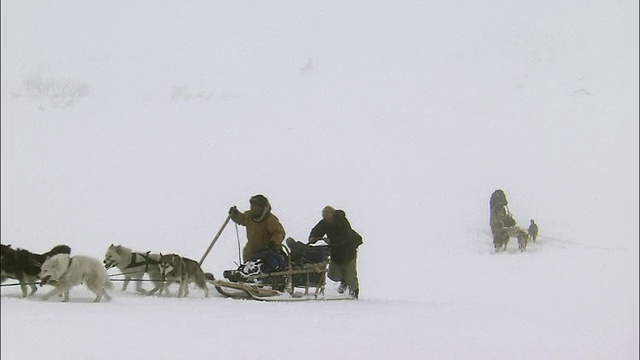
(199, 215, 232, 266)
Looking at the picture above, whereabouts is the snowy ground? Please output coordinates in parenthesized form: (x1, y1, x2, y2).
(2, 230, 637, 360)
(1, 1, 638, 359)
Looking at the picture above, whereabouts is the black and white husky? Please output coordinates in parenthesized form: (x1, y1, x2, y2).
(1, 243, 71, 297)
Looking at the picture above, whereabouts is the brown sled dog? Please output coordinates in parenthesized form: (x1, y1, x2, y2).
(516, 229, 530, 251)
(492, 221, 509, 251)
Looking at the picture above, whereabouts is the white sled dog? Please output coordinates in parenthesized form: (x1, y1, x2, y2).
(38, 254, 113, 302)
(103, 244, 163, 295)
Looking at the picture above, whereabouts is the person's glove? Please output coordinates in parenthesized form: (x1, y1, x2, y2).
(229, 206, 239, 217)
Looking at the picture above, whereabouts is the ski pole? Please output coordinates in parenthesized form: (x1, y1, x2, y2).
(235, 222, 242, 265)
(199, 214, 231, 266)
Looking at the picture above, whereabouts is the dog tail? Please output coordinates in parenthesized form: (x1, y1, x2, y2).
(193, 270, 207, 290)
(204, 272, 215, 282)
(47, 245, 72, 256)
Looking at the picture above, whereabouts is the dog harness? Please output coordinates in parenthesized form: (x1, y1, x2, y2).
(124, 251, 158, 273)
(58, 257, 74, 279)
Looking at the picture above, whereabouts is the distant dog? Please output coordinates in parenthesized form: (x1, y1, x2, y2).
(528, 220, 539, 242)
(492, 221, 509, 251)
(493, 229, 509, 251)
(39, 253, 113, 302)
(158, 254, 209, 298)
(1, 244, 71, 297)
(516, 229, 530, 251)
(103, 244, 163, 294)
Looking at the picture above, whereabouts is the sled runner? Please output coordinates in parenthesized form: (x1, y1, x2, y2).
(212, 281, 355, 301)
(212, 241, 356, 302)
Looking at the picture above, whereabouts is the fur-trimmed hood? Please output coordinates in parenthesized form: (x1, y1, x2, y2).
(250, 194, 271, 222)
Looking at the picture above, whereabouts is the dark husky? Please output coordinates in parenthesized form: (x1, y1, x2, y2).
(158, 254, 209, 298)
(528, 219, 539, 242)
(1, 244, 71, 297)
(491, 221, 510, 252)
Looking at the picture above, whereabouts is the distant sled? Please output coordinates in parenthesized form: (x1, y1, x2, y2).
(489, 189, 532, 252)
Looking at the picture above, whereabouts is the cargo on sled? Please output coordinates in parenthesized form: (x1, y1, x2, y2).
(211, 237, 355, 301)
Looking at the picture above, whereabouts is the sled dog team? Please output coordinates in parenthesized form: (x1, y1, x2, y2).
(103, 244, 210, 298)
(2, 190, 539, 301)
(1, 242, 212, 302)
(492, 220, 538, 252)
(489, 189, 539, 252)
(2, 195, 364, 302)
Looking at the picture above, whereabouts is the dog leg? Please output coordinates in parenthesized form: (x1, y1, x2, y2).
(28, 282, 38, 296)
(196, 274, 209, 298)
(102, 287, 112, 301)
(122, 276, 131, 291)
(150, 279, 162, 295)
(19, 279, 28, 298)
(134, 275, 146, 293)
(42, 286, 70, 302)
(198, 278, 209, 298)
(147, 280, 161, 295)
(88, 282, 107, 303)
(159, 280, 168, 296)
(180, 278, 190, 298)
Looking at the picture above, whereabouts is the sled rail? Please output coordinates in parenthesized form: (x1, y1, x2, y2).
(244, 262, 328, 281)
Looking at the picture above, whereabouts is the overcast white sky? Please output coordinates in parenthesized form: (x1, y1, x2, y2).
(1, 1, 638, 269)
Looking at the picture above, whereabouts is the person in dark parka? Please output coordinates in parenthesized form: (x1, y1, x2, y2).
(308, 206, 362, 299)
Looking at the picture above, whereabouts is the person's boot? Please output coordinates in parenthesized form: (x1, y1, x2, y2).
(349, 287, 359, 299)
(337, 281, 346, 294)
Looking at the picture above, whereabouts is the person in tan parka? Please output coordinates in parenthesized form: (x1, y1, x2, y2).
(229, 194, 285, 262)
